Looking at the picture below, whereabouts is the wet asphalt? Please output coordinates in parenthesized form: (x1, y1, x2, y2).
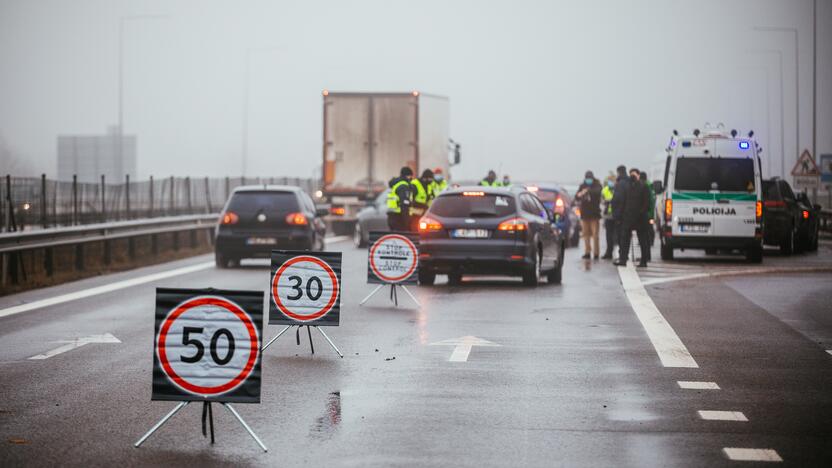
(1, 239, 831, 467)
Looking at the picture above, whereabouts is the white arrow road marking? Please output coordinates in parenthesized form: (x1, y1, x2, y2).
(430, 336, 501, 362)
(29, 333, 121, 360)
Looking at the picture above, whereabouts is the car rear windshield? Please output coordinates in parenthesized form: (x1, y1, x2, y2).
(226, 191, 299, 213)
(429, 194, 516, 218)
(762, 181, 780, 201)
(674, 158, 756, 192)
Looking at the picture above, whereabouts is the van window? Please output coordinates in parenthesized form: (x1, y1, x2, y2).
(429, 194, 516, 218)
(674, 158, 755, 192)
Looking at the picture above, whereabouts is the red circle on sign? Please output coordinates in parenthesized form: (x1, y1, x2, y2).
(272, 255, 339, 322)
(157, 296, 259, 396)
(369, 234, 418, 283)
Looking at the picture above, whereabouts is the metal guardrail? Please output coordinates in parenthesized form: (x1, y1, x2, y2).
(0, 214, 219, 254)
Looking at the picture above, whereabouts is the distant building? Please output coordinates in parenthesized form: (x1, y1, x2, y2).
(57, 126, 136, 183)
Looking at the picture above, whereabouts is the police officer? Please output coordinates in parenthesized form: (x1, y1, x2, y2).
(432, 167, 448, 194)
(501, 174, 512, 188)
(387, 166, 413, 232)
(640, 171, 656, 260)
(614, 167, 650, 267)
(410, 169, 434, 231)
(480, 170, 501, 187)
(600, 176, 616, 259)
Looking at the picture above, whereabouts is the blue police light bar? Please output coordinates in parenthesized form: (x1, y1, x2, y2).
(739, 141, 750, 150)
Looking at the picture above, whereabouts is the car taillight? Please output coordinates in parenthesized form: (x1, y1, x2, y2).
(330, 206, 346, 216)
(418, 217, 442, 232)
(664, 199, 672, 221)
(756, 201, 762, 221)
(285, 212, 308, 225)
(802, 210, 809, 219)
(221, 212, 239, 225)
(497, 217, 528, 231)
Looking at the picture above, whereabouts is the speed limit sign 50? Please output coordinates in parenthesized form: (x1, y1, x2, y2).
(270, 251, 342, 326)
(152, 288, 263, 403)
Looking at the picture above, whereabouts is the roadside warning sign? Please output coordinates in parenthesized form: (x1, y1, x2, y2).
(792, 149, 820, 191)
(152, 288, 263, 403)
(270, 250, 342, 326)
(367, 232, 419, 285)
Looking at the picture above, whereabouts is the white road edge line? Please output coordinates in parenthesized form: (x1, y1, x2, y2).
(618, 264, 698, 368)
(678, 381, 720, 390)
(826, 350, 832, 356)
(28, 333, 121, 360)
(722, 448, 783, 462)
(326, 235, 351, 243)
(0, 262, 214, 319)
(698, 410, 748, 421)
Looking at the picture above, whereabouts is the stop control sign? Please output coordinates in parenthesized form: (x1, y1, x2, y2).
(152, 288, 263, 403)
(367, 232, 419, 285)
(270, 250, 342, 326)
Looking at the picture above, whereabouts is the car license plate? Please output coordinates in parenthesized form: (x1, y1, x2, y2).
(451, 229, 489, 239)
(680, 224, 709, 233)
(246, 237, 277, 245)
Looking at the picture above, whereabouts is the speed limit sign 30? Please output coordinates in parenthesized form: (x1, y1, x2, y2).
(152, 288, 264, 403)
(270, 251, 342, 326)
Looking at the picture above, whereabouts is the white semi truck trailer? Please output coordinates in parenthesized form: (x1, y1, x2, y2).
(320, 91, 458, 234)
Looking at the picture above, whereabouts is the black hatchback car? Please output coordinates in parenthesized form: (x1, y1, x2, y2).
(762, 178, 821, 254)
(215, 186, 328, 267)
(417, 186, 565, 286)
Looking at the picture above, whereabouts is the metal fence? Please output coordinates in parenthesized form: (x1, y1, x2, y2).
(1, 174, 317, 232)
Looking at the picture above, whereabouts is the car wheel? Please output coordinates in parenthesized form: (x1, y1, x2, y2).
(215, 251, 228, 269)
(745, 242, 763, 263)
(418, 270, 436, 286)
(660, 239, 674, 260)
(354, 224, 366, 248)
(447, 272, 462, 286)
(547, 246, 563, 284)
(522, 247, 540, 286)
(780, 225, 794, 255)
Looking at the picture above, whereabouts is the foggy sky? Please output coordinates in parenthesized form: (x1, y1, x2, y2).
(0, 0, 823, 183)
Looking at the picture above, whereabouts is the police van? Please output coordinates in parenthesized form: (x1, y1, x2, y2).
(653, 124, 763, 262)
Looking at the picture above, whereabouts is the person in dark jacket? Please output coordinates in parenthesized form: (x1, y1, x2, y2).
(614, 168, 651, 267)
(386, 166, 413, 231)
(576, 170, 602, 259)
(610, 165, 628, 260)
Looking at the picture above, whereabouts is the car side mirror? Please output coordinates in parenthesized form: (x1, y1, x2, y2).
(652, 180, 664, 193)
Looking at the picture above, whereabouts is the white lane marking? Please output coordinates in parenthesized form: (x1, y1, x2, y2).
(0, 262, 214, 319)
(698, 410, 747, 421)
(618, 264, 698, 368)
(722, 448, 782, 462)
(641, 273, 710, 286)
(430, 336, 501, 362)
(29, 333, 121, 360)
(827, 350, 832, 356)
(641, 266, 832, 286)
(678, 381, 720, 390)
(326, 235, 350, 243)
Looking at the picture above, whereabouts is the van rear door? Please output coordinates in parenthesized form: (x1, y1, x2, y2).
(671, 140, 716, 238)
(709, 140, 758, 238)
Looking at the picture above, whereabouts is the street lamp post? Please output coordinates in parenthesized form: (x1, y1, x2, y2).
(754, 26, 799, 172)
(241, 47, 282, 178)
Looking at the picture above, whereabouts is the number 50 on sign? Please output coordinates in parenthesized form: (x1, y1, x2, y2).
(269, 251, 342, 326)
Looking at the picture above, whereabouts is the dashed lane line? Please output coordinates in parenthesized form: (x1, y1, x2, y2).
(617, 264, 698, 368)
(0, 262, 214, 319)
(722, 448, 783, 462)
(698, 410, 748, 422)
(677, 381, 720, 390)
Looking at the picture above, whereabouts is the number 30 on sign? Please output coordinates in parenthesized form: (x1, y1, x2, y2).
(269, 251, 342, 326)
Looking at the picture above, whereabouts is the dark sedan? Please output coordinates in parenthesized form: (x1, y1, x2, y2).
(215, 185, 328, 267)
(762, 178, 820, 254)
(417, 186, 565, 286)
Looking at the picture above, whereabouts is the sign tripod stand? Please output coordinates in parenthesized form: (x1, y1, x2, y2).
(134, 400, 268, 452)
(359, 282, 420, 308)
(261, 324, 343, 358)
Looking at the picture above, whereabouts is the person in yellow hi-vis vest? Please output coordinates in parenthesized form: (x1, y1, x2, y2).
(430, 167, 448, 197)
(480, 170, 501, 187)
(386, 166, 414, 232)
(601, 176, 616, 259)
(409, 169, 434, 231)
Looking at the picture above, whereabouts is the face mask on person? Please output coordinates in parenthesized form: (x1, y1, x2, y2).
(607, 181, 614, 188)
(435, 176, 444, 183)
(584, 178, 593, 185)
